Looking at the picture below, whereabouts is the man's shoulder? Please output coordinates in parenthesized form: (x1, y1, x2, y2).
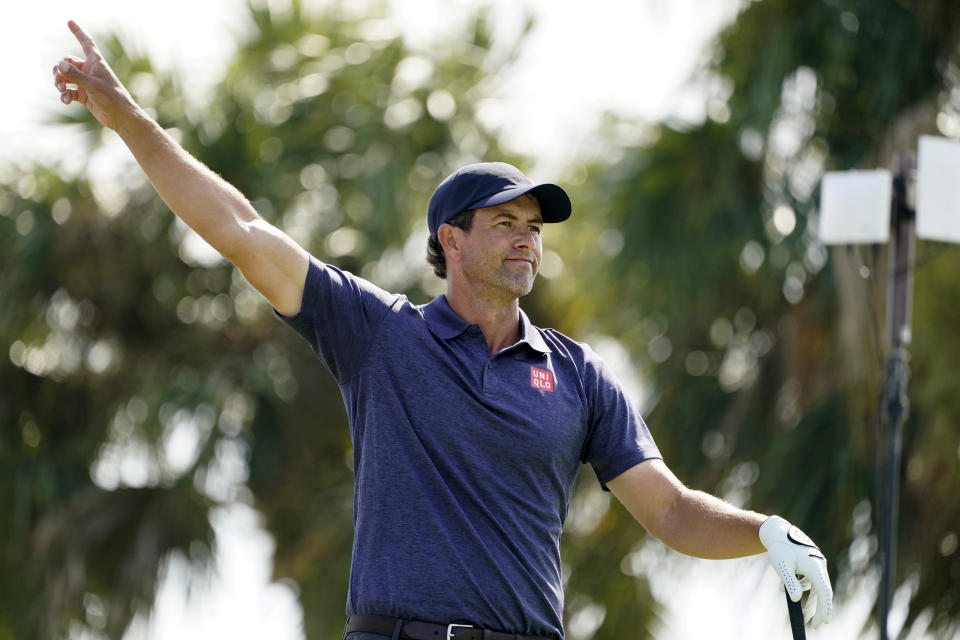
(305, 256, 410, 307)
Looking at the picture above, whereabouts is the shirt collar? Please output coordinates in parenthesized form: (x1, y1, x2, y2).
(518, 307, 551, 354)
(423, 295, 551, 355)
(423, 294, 472, 340)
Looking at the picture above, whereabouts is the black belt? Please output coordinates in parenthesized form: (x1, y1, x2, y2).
(344, 614, 553, 640)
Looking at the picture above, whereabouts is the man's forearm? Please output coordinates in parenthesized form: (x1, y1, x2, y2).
(114, 104, 259, 265)
(609, 460, 766, 559)
(114, 106, 308, 315)
(658, 487, 766, 559)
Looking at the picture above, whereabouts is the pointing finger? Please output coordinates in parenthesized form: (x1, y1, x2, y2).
(67, 20, 99, 58)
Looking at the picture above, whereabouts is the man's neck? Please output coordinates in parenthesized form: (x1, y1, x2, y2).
(445, 283, 522, 354)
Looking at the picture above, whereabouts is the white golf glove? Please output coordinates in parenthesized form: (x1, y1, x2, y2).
(759, 515, 834, 627)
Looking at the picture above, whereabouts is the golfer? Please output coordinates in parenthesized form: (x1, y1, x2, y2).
(53, 20, 833, 640)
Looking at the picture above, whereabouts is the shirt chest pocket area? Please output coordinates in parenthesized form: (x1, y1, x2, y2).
(479, 357, 586, 459)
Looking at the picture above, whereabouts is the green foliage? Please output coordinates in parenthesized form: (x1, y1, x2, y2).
(1, 166, 216, 638)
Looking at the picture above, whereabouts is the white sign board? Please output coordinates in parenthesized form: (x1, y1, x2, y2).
(917, 135, 960, 244)
(819, 170, 891, 244)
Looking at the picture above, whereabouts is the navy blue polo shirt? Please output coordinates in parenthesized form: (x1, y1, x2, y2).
(282, 257, 661, 640)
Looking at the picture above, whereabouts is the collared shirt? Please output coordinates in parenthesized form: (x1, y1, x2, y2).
(283, 257, 661, 640)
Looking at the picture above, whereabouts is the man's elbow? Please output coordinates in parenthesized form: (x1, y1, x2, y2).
(645, 485, 691, 550)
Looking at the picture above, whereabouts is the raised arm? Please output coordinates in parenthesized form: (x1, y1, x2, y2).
(52, 20, 308, 317)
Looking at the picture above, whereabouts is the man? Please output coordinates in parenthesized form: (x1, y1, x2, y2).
(53, 20, 833, 640)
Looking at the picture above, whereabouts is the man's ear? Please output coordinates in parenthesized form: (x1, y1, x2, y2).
(438, 224, 462, 263)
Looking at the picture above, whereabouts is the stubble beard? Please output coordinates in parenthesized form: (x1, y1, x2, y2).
(467, 253, 538, 301)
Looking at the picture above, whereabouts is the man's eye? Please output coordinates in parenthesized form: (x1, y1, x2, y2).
(529, 226, 542, 234)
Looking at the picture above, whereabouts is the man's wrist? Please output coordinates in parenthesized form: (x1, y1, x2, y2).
(112, 99, 153, 138)
(759, 514, 789, 549)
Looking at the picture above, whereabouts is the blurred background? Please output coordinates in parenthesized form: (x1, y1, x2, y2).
(2, 0, 959, 638)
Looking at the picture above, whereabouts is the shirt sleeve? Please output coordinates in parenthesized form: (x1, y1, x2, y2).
(279, 256, 403, 383)
(579, 346, 662, 489)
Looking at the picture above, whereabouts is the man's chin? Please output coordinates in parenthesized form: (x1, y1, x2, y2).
(505, 276, 536, 298)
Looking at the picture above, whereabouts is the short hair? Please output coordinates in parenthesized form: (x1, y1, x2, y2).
(426, 209, 475, 279)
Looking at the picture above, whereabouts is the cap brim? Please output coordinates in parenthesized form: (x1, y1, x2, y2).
(470, 183, 571, 223)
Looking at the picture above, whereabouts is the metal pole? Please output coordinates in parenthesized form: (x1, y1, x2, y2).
(877, 155, 914, 640)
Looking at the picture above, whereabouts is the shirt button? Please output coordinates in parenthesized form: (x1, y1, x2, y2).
(487, 363, 493, 369)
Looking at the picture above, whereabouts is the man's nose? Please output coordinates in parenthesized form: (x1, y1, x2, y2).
(513, 227, 537, 248)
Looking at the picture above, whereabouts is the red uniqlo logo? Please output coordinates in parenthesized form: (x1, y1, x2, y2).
(530, 366, 555, 392)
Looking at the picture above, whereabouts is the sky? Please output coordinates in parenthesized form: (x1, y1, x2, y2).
(2, 0, 739, 177)
(3, 1, 885, 639)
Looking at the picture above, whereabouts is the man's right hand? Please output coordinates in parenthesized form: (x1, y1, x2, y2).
(53, 20, 137, 131)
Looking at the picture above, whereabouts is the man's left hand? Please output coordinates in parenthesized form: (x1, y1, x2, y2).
(759, 515, 834, 627)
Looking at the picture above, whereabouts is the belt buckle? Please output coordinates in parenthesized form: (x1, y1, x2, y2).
(446, 623, 474, 640)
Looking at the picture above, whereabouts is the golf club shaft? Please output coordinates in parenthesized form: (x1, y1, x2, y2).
(785, 589, 806, 640)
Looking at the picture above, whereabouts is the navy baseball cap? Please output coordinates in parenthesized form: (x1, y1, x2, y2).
(427, 162, 571, 235)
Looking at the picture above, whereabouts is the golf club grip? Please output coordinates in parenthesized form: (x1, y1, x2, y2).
(785, 589, 807, 639)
